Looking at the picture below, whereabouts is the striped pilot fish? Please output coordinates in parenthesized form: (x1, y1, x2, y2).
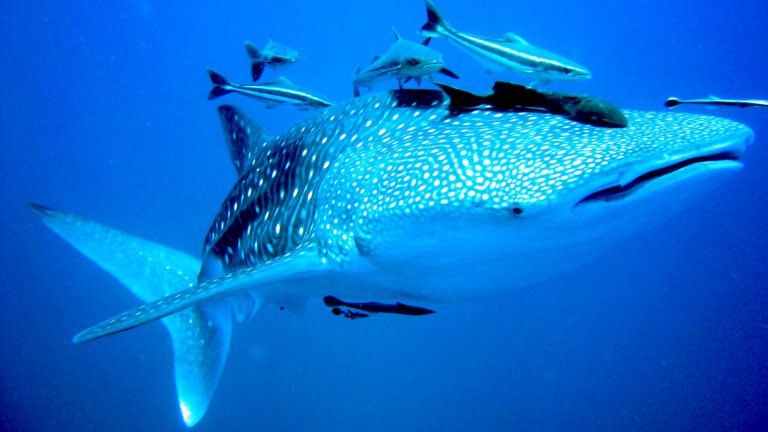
(420, 0, 591, 85)
(207, 69, 332, 110)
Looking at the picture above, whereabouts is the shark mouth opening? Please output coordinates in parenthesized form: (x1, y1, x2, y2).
(575, 151, 741, 206)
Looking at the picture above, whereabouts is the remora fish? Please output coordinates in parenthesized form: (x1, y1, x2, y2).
(32, 90, 753, 426)
(353, 28, 458, 97)
(244, 40, 299, 81)
(207, 69, 332, 109)
(437, 81, 628, 128)
(665, 96, 768, 108)
(420, 0, 591, 84)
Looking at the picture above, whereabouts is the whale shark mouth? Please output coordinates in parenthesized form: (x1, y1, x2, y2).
(574, 151, 743, 206)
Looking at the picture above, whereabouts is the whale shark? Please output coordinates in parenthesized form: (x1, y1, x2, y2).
(31, 89, 753, 426)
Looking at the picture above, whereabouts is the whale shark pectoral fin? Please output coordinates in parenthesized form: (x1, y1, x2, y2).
(73, 243, 324, 344)
(29, 203, 231, 426)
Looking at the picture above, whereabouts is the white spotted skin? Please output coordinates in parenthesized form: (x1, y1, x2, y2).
(201, 91, 446, 277)
(205, 89, 752, 300)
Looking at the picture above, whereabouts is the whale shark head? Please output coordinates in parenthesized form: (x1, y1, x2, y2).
(301, 90, 754, 297)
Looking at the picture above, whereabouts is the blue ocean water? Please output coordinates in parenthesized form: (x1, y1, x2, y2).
(2, 0, 768, 430)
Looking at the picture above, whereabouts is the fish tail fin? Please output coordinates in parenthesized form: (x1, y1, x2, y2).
(244, 41, 261, 59)
(251, 63, 265, 82)
(435, 83, 485, 109)
(244, 41, 266, 81)
(29, 203, 233, 426)
(421, 0, 449, 37)
(353, 66, 362, 97)
(207, 69, 232, 100)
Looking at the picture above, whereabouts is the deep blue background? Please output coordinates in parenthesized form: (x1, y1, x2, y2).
(2, 1, 768, 430)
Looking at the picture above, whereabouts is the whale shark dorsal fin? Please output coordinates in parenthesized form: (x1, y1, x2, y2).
(217, 105, 272, 176)
(28, 203, 231, 427)
(503, 32, 529, 44)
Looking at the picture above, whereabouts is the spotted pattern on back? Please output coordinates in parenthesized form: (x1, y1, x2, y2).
(313, 108, 750, 264)
(202, 90, 448, 274)
(203, 89, 751, 272)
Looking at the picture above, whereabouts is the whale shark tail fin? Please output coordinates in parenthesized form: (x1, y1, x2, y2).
(29, 203, 232, 426)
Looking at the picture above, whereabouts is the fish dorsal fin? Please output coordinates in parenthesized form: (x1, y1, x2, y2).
(243, 40, 261, 59)
(217, 105, 272, 176)
(392, 26, 402, 41)
(707, 95, 722, 100)
(503, 32, 529, 44)
(421, 37, 432, 46)
(267, 76, 294, 86)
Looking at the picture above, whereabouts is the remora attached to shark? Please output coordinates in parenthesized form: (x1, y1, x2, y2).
(32, 89, 753, 426)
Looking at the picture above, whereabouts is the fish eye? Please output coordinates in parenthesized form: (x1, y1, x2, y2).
(405, 58, 420, 66)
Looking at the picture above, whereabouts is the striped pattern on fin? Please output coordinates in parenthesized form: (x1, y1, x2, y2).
(29, 203, 231, 426)
(217, 105, 272, 176)
(72, 243, 323, 344)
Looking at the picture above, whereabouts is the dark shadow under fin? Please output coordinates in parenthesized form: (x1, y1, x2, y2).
(323, 296, 435, 316)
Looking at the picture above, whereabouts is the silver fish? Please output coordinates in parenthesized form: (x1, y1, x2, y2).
(353, 28, 458, 97)
(244, 39, 299, 81)
(207, 69, 332, 110)
(666, 96, 768, 108)
(420, 0, 591, 84)
(33, 89, 753, 426)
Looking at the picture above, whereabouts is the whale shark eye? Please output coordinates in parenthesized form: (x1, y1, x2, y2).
(508, 203, 524, 217)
